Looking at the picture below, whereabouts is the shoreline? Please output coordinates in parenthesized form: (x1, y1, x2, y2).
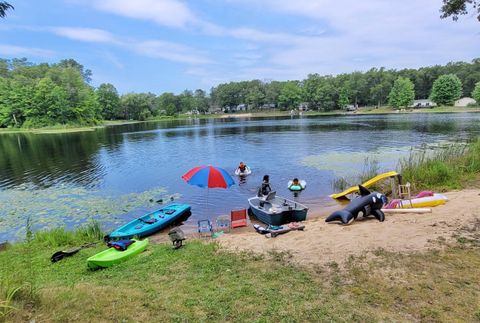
(1, 106, 478, 135)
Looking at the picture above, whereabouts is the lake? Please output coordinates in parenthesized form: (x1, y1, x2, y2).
(1, 112, 480, 241)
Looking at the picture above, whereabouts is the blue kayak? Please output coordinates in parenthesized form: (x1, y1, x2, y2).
(107, 204, 191, 240)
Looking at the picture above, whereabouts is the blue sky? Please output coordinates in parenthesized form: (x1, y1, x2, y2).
(1, 0, 479, 94)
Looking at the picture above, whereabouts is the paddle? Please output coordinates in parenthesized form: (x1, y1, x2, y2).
(50, 242, 97, 263)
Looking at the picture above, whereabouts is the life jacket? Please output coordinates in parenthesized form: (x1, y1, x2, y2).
(107, 239, 135, 251)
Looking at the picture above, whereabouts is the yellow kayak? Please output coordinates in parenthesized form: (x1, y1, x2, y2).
(394, 194, 448, 208)
(330, 171, 400, 199)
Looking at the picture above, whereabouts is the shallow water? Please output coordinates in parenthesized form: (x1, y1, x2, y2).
(1, 112, 479, 241)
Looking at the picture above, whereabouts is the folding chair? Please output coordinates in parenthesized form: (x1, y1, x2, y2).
(197, 219, 213, 238)
(231, 209, 248, 229)
(215, 215, 231, 233)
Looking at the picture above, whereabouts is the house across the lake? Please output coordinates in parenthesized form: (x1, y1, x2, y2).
(454, 97, 477, 107)
(410, 99, 437, 108)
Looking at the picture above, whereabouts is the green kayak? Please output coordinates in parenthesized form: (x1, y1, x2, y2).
(87, 239, 149, 269)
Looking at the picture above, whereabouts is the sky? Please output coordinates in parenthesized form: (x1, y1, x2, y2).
(1, 0, 479, 94)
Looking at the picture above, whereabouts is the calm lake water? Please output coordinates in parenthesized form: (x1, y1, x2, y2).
(1, 112, 480, 241)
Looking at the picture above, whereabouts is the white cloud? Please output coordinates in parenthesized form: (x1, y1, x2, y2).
(132, 40, 211, 65)
(0, 44, 55, 57)
(49, 27, 118, 43)
(221, 0, 480, 81)
(90, 0, 199, 29)
(45, 26, 211, 66)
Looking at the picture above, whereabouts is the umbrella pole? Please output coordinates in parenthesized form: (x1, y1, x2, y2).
(206, 188, 209, 219)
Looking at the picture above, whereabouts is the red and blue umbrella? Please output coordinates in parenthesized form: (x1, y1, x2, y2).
(182, 165, 235, 189)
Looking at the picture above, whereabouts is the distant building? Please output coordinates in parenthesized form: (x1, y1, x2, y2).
(346, 104, 357, 111)
(236, 104, 247, 111)
(260, 103, 275, 109)
(185, 109, 200, 115)
(455, 97, 476, 107)
(298, 102, 309, 111)
(410, 99, 437, 108)
(209, 107, 222, 114)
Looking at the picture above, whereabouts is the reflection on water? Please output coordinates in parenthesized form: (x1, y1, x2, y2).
(1, 112, 479, 240)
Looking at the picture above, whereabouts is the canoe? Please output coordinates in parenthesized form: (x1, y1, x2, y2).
(107, 204, 191, 240)
(87, 239, 148, 269)
(248, 192, 308, 226)
(287, 180, 306, 191)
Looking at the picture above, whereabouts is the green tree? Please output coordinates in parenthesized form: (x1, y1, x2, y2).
(303, 74, 322, 109)
(388, 77, 415, 108)
(157, 92, 177, 116)
(178, 90, 194, 112)
(338, 87, 350, 109)
(121, 93, 156, 120)
(472, 81, 480, 104)
(441, 0, 480, 22)
(56, 59, 92, 83)
(96, 83, 120, 120)
(25, 77, 69, 127)
(193, 89, 209, 113)
(430, 74, 463, 106)
(313, 79, 336, 111)
(347, 72, 368, 106)
(0, 77, 34, 127)
(0, 1, 13, 18)
(278, 81, 302, 109)
(264, 81, 283, 106)
(245, 84, 265, 108)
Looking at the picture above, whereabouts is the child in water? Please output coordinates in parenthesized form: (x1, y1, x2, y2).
(238, 161, 247, 172)
(290, 178, 300, 187)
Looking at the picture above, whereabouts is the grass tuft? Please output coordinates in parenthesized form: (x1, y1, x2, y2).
(400, 139, 480, 191)
(33, 220, 104, 247)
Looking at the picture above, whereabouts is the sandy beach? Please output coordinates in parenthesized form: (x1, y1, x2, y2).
(216, 189, 480, 266)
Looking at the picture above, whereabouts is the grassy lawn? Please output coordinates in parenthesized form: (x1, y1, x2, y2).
(1, 224, 479, 322)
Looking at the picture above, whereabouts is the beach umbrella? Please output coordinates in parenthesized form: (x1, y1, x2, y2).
(182, 165, 235, 219)
(182, 165, 235, 189)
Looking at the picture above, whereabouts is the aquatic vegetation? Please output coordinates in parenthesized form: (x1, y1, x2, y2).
(330, 158, 382, 192)
(400, 139, 480, 191)
(0, 185, 180, 241)
(304, 148, 408, 179)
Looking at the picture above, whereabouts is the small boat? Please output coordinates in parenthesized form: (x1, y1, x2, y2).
(288, 180, 307, 191)
(87, 239, 148, 269)
(235, 166, 252, 176)
(248, 191, 308, 226)
(107, 204, 191, 240)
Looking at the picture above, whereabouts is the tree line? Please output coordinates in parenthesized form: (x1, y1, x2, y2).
(211, 59, 480, 111)
(0, 57, 480, 128)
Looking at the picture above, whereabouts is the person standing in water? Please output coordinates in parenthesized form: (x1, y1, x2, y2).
(258, 174, 272, 196)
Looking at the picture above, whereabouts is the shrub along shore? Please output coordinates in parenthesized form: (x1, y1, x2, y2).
(1, 140, 479, 321)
